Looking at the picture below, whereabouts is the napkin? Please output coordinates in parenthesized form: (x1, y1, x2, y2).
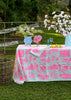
(30, 47, 46, 57)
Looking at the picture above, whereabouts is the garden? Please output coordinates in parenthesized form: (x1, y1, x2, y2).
(0, 0, 71, 100)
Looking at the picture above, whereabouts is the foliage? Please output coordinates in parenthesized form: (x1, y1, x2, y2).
(38, 0, 68, 18)
(0, 0, 39, 22)
(17, 24, 43, 37)
(38, 0, 57, 17)
(69, 0, 71, 15)
(57, 4, 67, 11)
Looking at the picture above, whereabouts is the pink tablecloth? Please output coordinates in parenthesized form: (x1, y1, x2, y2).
(13, 45, 71, 84)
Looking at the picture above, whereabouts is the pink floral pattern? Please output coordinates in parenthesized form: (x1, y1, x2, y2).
(13, 45, 71, 84)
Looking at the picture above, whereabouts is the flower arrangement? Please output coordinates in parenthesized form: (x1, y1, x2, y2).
(18, 24, 43, 37)
(44, 11, 71, 37)
(44, 15, 50, 28)
(33, 35, 42, 45)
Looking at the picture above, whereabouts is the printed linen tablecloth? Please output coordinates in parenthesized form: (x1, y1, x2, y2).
(13, 45, 71, 84)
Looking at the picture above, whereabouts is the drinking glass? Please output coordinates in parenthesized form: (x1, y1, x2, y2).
(47, 39, 50, 46)
(50, 38, 53, 45)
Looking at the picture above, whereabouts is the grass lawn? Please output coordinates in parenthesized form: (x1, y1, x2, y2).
(0, 30, 71, 100)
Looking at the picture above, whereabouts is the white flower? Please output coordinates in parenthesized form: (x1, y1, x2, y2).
(64, 14, 69, 19)
(44, 19, 50, 28)
(66, 20, 69, 23)
(56, 23, 58, 25)
(50, 25, 55, 28)
(58, 14, 63, 18)
(68, 28, 71, 31)
(61, 11, 64, 15)
(58, 20, 61, 23)
(63, 33, 67, 37)
(52, 21, 56, 24)
(59, 23, 62, 26)
(61, 28, 65, 31)
(65, 25, 67, 27)
(52, 11, 56, 15)
(58, 17, 60, 20)
(45, 15, 48, 18)
(69, 21, 71, 24)
(63, 21, 67, 24)
(56, 30, 58, 33)
(48, 27, 51, 30)
(44, 11, 71, 36)
(44, 19, 47, 28)
(31, 27, 34, 30)
(47, 20, 50, 23)
(53, 15, 58, 19)
(45, 24, 47, 28)
(63, 18, 65, 22)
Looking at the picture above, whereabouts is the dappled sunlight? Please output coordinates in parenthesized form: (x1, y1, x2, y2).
(41, 32, 65, 44)
(46, 33, 64, 37)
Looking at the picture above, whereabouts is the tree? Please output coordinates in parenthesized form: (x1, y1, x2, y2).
(38, 0, 58, 17)
(69, 0, 71, 15)
(28, 0, 39, 21)
(0, 0, 18, 22)
(0, 0, 40, 22)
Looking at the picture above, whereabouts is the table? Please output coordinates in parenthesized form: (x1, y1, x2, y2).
(13, 45, 71, 84)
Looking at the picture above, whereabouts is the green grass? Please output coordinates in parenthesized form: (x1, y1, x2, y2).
(0, 30, 70, 100)
(41, 32, 65, 44)
(0, 55, 71, 100)
(33, 29, 65, 44)
(0, 79, 71, 100)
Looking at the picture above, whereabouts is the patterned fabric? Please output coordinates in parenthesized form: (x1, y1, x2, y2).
(13, 45, 71, 84)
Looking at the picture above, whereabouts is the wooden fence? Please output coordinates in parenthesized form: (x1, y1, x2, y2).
(0, 21, 45, 55)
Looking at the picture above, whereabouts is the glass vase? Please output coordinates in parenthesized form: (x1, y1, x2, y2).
(65, 35, 71, 47)
(24, 36, 32, 46)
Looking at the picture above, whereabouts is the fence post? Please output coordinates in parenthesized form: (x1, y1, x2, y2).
(39, 19, 42, 43)
(4, 23, 6, 54)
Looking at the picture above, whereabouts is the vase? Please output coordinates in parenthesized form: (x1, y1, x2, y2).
(37, 42, 39, 46)
(65, 35, 71, 47)
(24, 36, 32, 46)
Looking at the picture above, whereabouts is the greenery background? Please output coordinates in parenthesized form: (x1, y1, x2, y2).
(0, 0, 70, 22)
(0, 0, 71, 100)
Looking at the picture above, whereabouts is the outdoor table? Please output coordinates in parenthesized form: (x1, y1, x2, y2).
(13, 45, 71, 84)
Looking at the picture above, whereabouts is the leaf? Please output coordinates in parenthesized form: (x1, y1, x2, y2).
(18, 26, 24, 33)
